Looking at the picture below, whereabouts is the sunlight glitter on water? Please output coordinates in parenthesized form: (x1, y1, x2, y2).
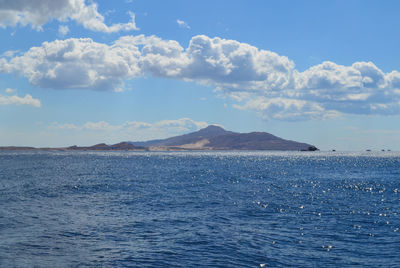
(0, 151, 399, 267)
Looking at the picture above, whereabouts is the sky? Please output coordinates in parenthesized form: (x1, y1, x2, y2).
(1, 0, 400, 150)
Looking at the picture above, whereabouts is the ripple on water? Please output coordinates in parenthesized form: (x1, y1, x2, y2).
(0, 151, 399, 267)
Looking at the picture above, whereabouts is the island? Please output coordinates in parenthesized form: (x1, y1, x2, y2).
(0, 125, 318, 151)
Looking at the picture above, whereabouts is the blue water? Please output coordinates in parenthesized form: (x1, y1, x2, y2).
(0, 151, 399, 267)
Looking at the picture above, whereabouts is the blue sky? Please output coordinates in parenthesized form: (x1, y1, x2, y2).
(1, 0, 400, 150)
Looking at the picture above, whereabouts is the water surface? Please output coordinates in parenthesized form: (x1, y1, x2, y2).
(0, 151, 399, 267)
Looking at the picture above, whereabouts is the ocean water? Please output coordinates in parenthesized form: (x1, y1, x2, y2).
(0, 151, 399, 267)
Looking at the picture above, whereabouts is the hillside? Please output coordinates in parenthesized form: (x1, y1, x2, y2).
(129, 125, 317, 151)
(0, 126, 318, 151)
(67, 142, 147, 151)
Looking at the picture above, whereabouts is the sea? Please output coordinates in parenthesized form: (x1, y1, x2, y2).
(0, 151, 399, 267)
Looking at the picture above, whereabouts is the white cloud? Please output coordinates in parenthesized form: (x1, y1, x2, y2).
(1, 50, 19, 58)
(58, 25, 69, 36)
(51, 118, 207, 132)
(153, 118, 208, 132)
(0, 0, 138, 33)
(293, 61, 388, 101)
(0, 38, 142, 91)
(0, 34, 294, 91)
(83, 121, 116, 131)
(5, 88, 15, 93)
(177, 19, 190, 29)
(183, 35, 295, 91)
(119, 35, 189, 78)
(234, 97, 340, 121)
(118, 34, 294, 91)
(1, 34, 400, 119)
(49, 118, 209, 141)
(0, 93, 41, 107)
(50, 123, 78, 130)
(386, 71, 400, 89)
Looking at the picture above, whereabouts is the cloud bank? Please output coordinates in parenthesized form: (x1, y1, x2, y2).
(1, 34, 400, 119)
(0, 92, 41, 107)
(0, 0, 138, 32)
(49, 118, 209, 141)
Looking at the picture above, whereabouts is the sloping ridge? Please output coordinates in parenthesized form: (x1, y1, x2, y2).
(68, 142, 146, 150)
(0, 126, 317, 151)
(207, 132, 313, 150)
(131, 125, 233, 147)
(130, 125, 317, 151)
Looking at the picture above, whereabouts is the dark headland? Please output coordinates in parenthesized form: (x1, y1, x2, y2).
(0, 125, 318, 151)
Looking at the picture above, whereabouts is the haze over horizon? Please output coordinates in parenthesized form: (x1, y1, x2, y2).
(1, 0, 400, 150)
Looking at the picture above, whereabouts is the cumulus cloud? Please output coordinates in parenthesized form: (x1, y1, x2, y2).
(49, 118, 209, 141)
(288, 61, 400, 117)
(1, 34, 400, 119)
(117, 34, 295, 91)
(0, 92, 41, 107)
(1, 50, 19, 58)
(0, 34, 294, 91)
(118, 35, 189, 78)
(58, 25, 69, 36)
(0, 0, 138, 32)
(177, 19, 190, 29)
(0, 38, 142, 91)
(184, 35, 294, 90)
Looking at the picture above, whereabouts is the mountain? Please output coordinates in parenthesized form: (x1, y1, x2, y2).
(0, 126, 318, 151)
(129, 125, 318, 151)
(131, 125, 234, 147)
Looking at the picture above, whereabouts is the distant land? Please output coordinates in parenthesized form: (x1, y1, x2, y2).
(0, 125, 318, 151)
(129, 125, 318, 151)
